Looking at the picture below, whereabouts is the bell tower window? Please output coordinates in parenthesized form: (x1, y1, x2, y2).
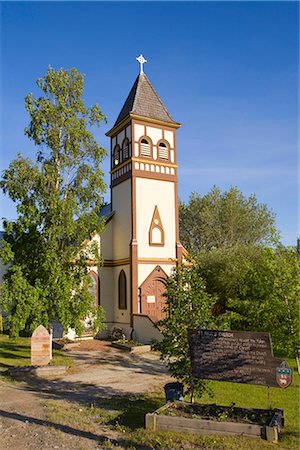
(113, 144, 120, 167)
(158, 141, 169, 159)
(140, 137, 152, 157)
(122, 138, 129, 160)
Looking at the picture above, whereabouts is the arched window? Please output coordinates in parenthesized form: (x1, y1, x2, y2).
(158, 141, 169, 159)
(140, 137, 151, 157)
(118, 270, 127, 310)
(88, 271, 100, 306)
(122, 138, 129, 160)
(113, 145, 120, 167)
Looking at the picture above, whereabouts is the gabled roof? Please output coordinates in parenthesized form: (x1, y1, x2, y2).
(98, 203, 114, 223)
(114, 72, 177, 126)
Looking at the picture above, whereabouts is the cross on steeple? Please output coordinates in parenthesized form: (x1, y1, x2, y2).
(136, 54, 147, 74)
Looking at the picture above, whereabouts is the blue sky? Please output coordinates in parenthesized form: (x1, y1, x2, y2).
(0, 1, 298, 245)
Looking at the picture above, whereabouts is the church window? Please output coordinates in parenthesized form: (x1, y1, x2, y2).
(158, 141, 169, 159)
(113, 145, 120, 166)
(140, 138, 151, 157)
(118, 270, 127, 309)
(122, 138, 129, 160)
(88, 271, 100, 306)
(149, 206, 165, 246)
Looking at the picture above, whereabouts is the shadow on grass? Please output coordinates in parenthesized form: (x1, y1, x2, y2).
(0, 409, 153, 449)
(20, 375, 164, 423)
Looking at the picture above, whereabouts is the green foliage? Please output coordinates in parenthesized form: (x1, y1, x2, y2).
(198, 245, 300, 356)
(157, 263, 218, 401)
(0, 67, 107, 337)
(179, 186, 279, 254)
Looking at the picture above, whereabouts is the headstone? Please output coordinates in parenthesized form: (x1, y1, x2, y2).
(31, 325, 51, 366)
(188, 329, 290, 388)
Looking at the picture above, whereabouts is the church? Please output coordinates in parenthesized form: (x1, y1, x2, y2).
(89, 56, 185, 343)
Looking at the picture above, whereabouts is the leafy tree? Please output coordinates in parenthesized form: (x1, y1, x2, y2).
(0, 67, 107, 337)
(157, 263, 218, 402)
(179, 186, 279, 254)
(198, 245, 300, 357)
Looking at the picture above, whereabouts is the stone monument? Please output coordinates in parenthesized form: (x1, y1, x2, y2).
(31, 325, 51, 366)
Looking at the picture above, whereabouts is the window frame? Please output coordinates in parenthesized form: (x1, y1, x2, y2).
(157, 139, 170, 161)
(122, 138, 130, 161)
(88, 270, 100, 307)
(118, 270, 127, 310)
(139, 136, 153, 158)
(113, 144, 120, 167)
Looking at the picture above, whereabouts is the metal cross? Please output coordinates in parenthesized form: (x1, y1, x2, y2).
(136, 54, 147, 74)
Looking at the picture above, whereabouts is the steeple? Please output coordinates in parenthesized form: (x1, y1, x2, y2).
(114, 72, 177, 126)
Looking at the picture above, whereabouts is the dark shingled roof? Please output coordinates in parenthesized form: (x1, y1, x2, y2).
(114, 73, 176, 126)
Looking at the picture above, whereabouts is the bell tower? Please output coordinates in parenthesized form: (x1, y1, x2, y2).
(104, 55, 182, 334)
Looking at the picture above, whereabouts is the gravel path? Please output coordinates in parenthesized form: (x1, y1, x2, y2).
(0, 341, 172, 449)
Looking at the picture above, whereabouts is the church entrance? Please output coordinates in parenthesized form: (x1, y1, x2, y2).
(139, 266, 168, 321)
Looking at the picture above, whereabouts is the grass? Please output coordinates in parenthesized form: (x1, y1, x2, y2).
(0, 334, 73, 372)
(0, 336, 298, 449)
(45, 363, 299, 450)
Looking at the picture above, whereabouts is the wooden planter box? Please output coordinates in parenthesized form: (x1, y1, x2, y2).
(111, 341, 151, 354)
(145, 402, 284, 443)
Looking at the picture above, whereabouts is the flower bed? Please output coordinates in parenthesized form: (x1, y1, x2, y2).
(111, 340, 151, 354)
(145, 402, 284, 443)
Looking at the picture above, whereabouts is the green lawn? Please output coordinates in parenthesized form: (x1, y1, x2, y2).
(46, 360, 299, 450)
(0, 335, 298, 449)
(0, 334, 73, 371)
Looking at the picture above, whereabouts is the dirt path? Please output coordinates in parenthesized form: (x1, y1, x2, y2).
(0, 341, 172, 449)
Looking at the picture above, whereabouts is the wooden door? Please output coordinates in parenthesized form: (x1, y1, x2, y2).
(140, 266, 168, 321)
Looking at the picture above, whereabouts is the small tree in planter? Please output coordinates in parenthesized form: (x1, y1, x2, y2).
(157, 262, 218, 402)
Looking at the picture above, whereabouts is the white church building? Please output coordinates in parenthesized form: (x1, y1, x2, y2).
(0, 57, 186, 343)
(90, 56, 184, 342)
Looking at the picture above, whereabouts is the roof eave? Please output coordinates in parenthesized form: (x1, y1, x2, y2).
(106, 113, 181, 137)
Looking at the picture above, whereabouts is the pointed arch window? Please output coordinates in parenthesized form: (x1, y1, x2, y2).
(158, 140, 169, 160)
(88, 271, 100, 306)
(122, 138, 129, 160)
(140, 137, 152, 157)
(118, 270, 127, 310)
(149, 206, 165, 246)
(113, 144, 120, 167)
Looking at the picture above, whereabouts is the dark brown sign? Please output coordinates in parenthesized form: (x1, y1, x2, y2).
(188, 329, 285, 387)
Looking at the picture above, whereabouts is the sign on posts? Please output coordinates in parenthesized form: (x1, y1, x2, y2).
(188, 329, 292, 388)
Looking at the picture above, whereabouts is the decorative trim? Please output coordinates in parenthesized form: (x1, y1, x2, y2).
(138, 258, 175, 265)
(132, 157, 177, 168)
(111, 170, 131, 188)
(130, 114, 181, 129)
(110, 156, 177, 175)
(149, 206, 165, 246)
(111, 157, 132, 174)
(133, 171, 177, 182)
(106, 116, 131, 137)
(104, 258, 130, 267)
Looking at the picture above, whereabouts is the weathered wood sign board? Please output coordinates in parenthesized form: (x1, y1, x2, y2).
(188, 329, 286, 387)
(31, 325, 51, 366)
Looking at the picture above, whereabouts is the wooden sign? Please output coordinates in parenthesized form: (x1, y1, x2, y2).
(31, 325, 51, 366)
(188, 329, 288, 388)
